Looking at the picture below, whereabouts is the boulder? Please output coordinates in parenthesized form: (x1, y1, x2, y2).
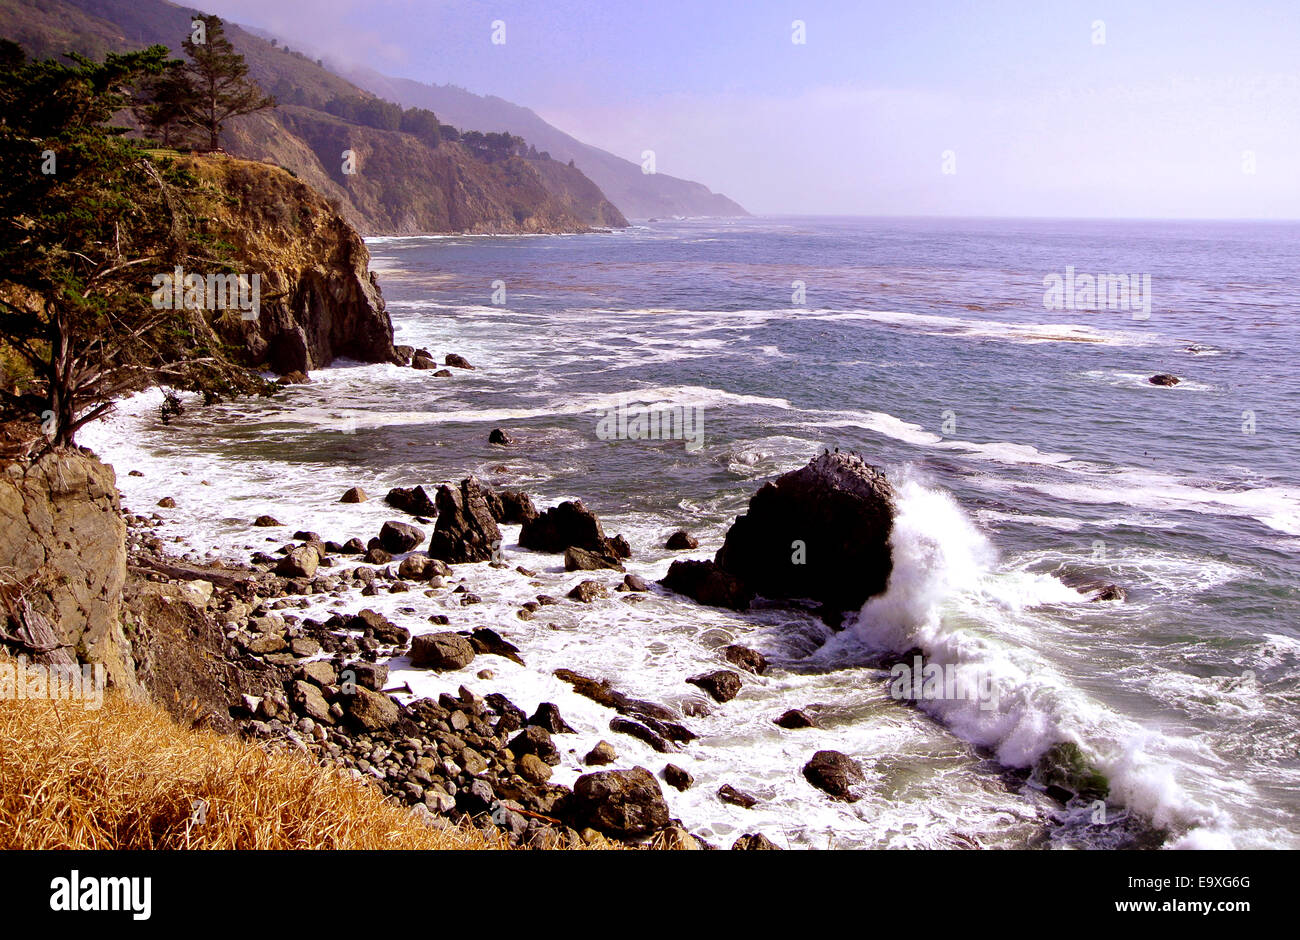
(339, 486, 368, 503)
(1148, 373, 1181, 387)
(518, 753, 552, 784)
(584, 740, 617, 766)
(397, 554, 450, 581)
(508, 725, 560, 765)
(519, 500, 617, 556)
(623, 573, 649, 592)
(687, 670, 743, 703)
(715, 451, 895, 610)
(345, 687, 401, 731)
(469, 628, 525, 665)
(717, 784, 759, 808)
(732, 833, 782, 850)
(497, 489, 538, 525)
(802, 750, 864, 802)
(658, 559, 751, 611)
(363, 547, 392, 565)
(275, 545, 319, 579)
(568, 580, 609, 603)
(411, 353, 439, 370)
(528, 702, 576, 734)
(663, 764, 694, 791)
(568, 767, 671, 838)
(445, 353, 474, 369)
(409, 632, 476, 671)
(253, 514, 281, 527)
(488, 428, 514, 445)
(290, 680, 333, 724)
(609, 718, 673, 753)
(722, 644, 768, 675)
(564, 545, 624, 572)
(378, 520, 425, 553)
(384, 486, 437, 517)
(426, 477, 503, 563)
(610, 534, 632, 559)
(775, 708, 814, 729)
(665, 530, 699, 550)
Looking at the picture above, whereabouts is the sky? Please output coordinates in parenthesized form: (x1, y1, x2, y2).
(198, 0, 1300, 218)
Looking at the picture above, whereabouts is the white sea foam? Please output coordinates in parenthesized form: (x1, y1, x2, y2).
(804, 309, 1158, 346)
(823, 477, 1240, 845)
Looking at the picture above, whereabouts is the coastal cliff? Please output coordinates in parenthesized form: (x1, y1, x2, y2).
(178, 153, 400, 374)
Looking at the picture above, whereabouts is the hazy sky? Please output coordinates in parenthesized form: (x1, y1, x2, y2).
(200, 0, 1300, 218)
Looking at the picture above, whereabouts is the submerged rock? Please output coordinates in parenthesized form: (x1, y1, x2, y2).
(715, 451, 895, 611)
(687, 670, 743, 703)
(803, 750, 864, 802)
(665, 530, 699, 550)
(1148, 373, 1181, 386)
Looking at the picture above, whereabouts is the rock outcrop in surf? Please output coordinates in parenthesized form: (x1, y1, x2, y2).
(662, 451, 896, 612)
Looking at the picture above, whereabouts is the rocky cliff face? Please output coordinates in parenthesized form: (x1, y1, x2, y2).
(227, 107, 627, 235)
(0, 450, 138, 693)
(179, 154, 400, 374)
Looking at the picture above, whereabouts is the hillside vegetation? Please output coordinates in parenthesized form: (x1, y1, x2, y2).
(0, 0, 627, 233)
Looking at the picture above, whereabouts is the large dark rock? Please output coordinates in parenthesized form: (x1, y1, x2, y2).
(519, 500, 618, 556)
(409, 632, 476, 671)
(658, 559, 751, 611)
(384, 485, 437, 516)
(722, 644, 768, 675)
(508, 725, 560, 765)
(665, 530, 699, 550)
(378, 520, 425, 553)
(569, 767, 672, 838)
(803, 750, 864, 802)
(564, 545, 624, 572)
(687, 670, 743, 703)
(426, 477, 503, 563)
(1148, 373, 1181, 387)
(715, 451, 895, 610)
(497, 489, 539, 525)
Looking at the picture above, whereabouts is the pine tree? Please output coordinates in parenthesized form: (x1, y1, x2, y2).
(174, 15, 274, 152)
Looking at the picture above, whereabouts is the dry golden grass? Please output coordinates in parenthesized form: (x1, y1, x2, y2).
(0, 655, 513, 849)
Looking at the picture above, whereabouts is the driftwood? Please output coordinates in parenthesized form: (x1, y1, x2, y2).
(131, 555, 257, 596)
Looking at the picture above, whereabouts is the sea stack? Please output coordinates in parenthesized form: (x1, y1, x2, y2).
(662, 451, 896, 611)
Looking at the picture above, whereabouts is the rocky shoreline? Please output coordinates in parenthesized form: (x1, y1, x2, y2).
(120, 474, 796, 850)
(111, 446, 1160, 850)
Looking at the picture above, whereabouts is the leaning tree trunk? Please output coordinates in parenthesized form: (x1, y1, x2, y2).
(48, 307, 78, 449)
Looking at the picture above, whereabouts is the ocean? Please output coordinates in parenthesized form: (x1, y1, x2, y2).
(82, 216, 1300, 849)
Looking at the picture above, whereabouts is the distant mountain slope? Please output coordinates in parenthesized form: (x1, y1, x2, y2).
(341, 67, 749, 220)
(0, 0, 626, 234)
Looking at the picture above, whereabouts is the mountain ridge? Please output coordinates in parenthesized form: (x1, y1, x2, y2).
(337, 65, 749, 221)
